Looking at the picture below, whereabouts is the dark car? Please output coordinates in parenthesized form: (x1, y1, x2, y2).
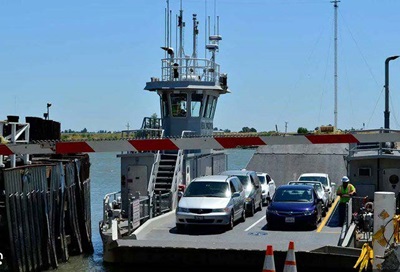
(266, 185, 323, 229)
(220, 170, 263, 216)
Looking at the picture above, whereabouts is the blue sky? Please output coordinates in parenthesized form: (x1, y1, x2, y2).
(1, 0, 400, 133)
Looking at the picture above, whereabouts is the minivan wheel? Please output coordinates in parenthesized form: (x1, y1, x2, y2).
(227, 211, 234, 230)
(249, 201, 255, 217)
(241, 207, 246, 222)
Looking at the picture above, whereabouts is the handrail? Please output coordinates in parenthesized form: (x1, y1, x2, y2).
(0, 121, 30, 167)
(147, 130, 165, 198)
(349, 146, 400, 157)
(102, 191, 121, 228)
(161, 57, 221, 82)
(121, 127, 163, 139)
(126, 191, 172, 235)
(170, 130, 193, 209)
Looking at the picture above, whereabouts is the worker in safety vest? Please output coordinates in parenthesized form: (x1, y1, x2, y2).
(336, 176, 356, 225)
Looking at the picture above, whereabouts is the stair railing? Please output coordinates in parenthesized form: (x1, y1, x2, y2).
(170, 130, 193, 209)
(147, 129, 165, 199)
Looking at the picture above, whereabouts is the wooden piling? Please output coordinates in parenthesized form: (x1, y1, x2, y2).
(1, 155, 93, 272)
(58, 163, 69, 262)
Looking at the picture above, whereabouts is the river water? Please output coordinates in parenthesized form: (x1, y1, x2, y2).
(51, 149, 256, 271)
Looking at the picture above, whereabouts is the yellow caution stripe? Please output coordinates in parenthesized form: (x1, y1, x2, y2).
(317, 196, 340, 233)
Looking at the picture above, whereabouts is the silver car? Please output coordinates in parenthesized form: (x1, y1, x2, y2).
(176, 175, 246, 232)
(220, 170, 263, 216)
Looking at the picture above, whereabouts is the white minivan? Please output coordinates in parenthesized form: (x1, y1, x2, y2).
(176, 175, 246, 232)
(298, 173, 336, 206)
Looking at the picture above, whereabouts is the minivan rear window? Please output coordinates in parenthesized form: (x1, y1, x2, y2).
(184, 182, 229, 198)
(236, 175, 250, 186)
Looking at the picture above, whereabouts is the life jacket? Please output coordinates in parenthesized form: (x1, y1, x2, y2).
(337, 184, 355, 203)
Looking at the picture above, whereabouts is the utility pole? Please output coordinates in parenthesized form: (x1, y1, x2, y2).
(331, 0, 340, 129)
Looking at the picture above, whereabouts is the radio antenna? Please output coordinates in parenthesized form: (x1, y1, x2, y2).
(331, 0, 340, 128)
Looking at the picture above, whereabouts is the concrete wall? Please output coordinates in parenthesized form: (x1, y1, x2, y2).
(246, 144, 348, 188)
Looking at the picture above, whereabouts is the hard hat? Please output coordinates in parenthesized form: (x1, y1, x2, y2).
(341, 176, 350, 183)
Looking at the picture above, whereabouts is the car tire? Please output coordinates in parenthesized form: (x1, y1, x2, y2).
(226, 211, 234, 230)
(176, 223, 185, 233)
(265, 194, 270, 206)
(322, 208, 327, 217)
(241, 207, 246, 222)
(258, 199, 263, 211)
(310, 217, 319, 230)
(249, 201, 255, 217)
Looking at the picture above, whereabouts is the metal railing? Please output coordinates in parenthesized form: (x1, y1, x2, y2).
(168, 130, 194, 210)
(147, 130, 165, 199)
(161, 57, 220, 82)
(102, 191, 121, 228)
(127, 191, 171, 235)
(120, 128, 163, 139)
(0, 120, 31, 167)
(103, 190, 172, 234)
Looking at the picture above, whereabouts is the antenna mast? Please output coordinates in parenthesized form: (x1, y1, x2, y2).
(178, 0, 184, 65)
(204, 0, 207, 59)
(192, 14, 199, 59)
(332, 0, 340, 128)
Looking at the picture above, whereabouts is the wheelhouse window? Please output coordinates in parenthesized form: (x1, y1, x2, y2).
(171, 93, 187, 117)
(161, 93, 169, 117)
(204, 95, 217, 118)
(191, 93, 203, 117)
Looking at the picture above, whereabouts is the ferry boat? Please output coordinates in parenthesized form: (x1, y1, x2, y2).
(100, 0, 231, 262)
(98, 1, 400, 270)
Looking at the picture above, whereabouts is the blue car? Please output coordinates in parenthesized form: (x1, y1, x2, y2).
(266, 185, 323, 229)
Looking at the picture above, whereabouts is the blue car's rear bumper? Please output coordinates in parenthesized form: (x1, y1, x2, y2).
(266, 212, 318, 227)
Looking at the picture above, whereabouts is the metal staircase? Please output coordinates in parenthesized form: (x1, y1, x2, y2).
(154, 153, 178, 194)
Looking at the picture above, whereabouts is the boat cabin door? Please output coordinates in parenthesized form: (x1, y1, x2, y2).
(127, 165, 148, 197)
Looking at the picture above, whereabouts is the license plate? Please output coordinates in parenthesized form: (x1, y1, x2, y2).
(285, 217, 295, 223)
(194, 216, 204, 220)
